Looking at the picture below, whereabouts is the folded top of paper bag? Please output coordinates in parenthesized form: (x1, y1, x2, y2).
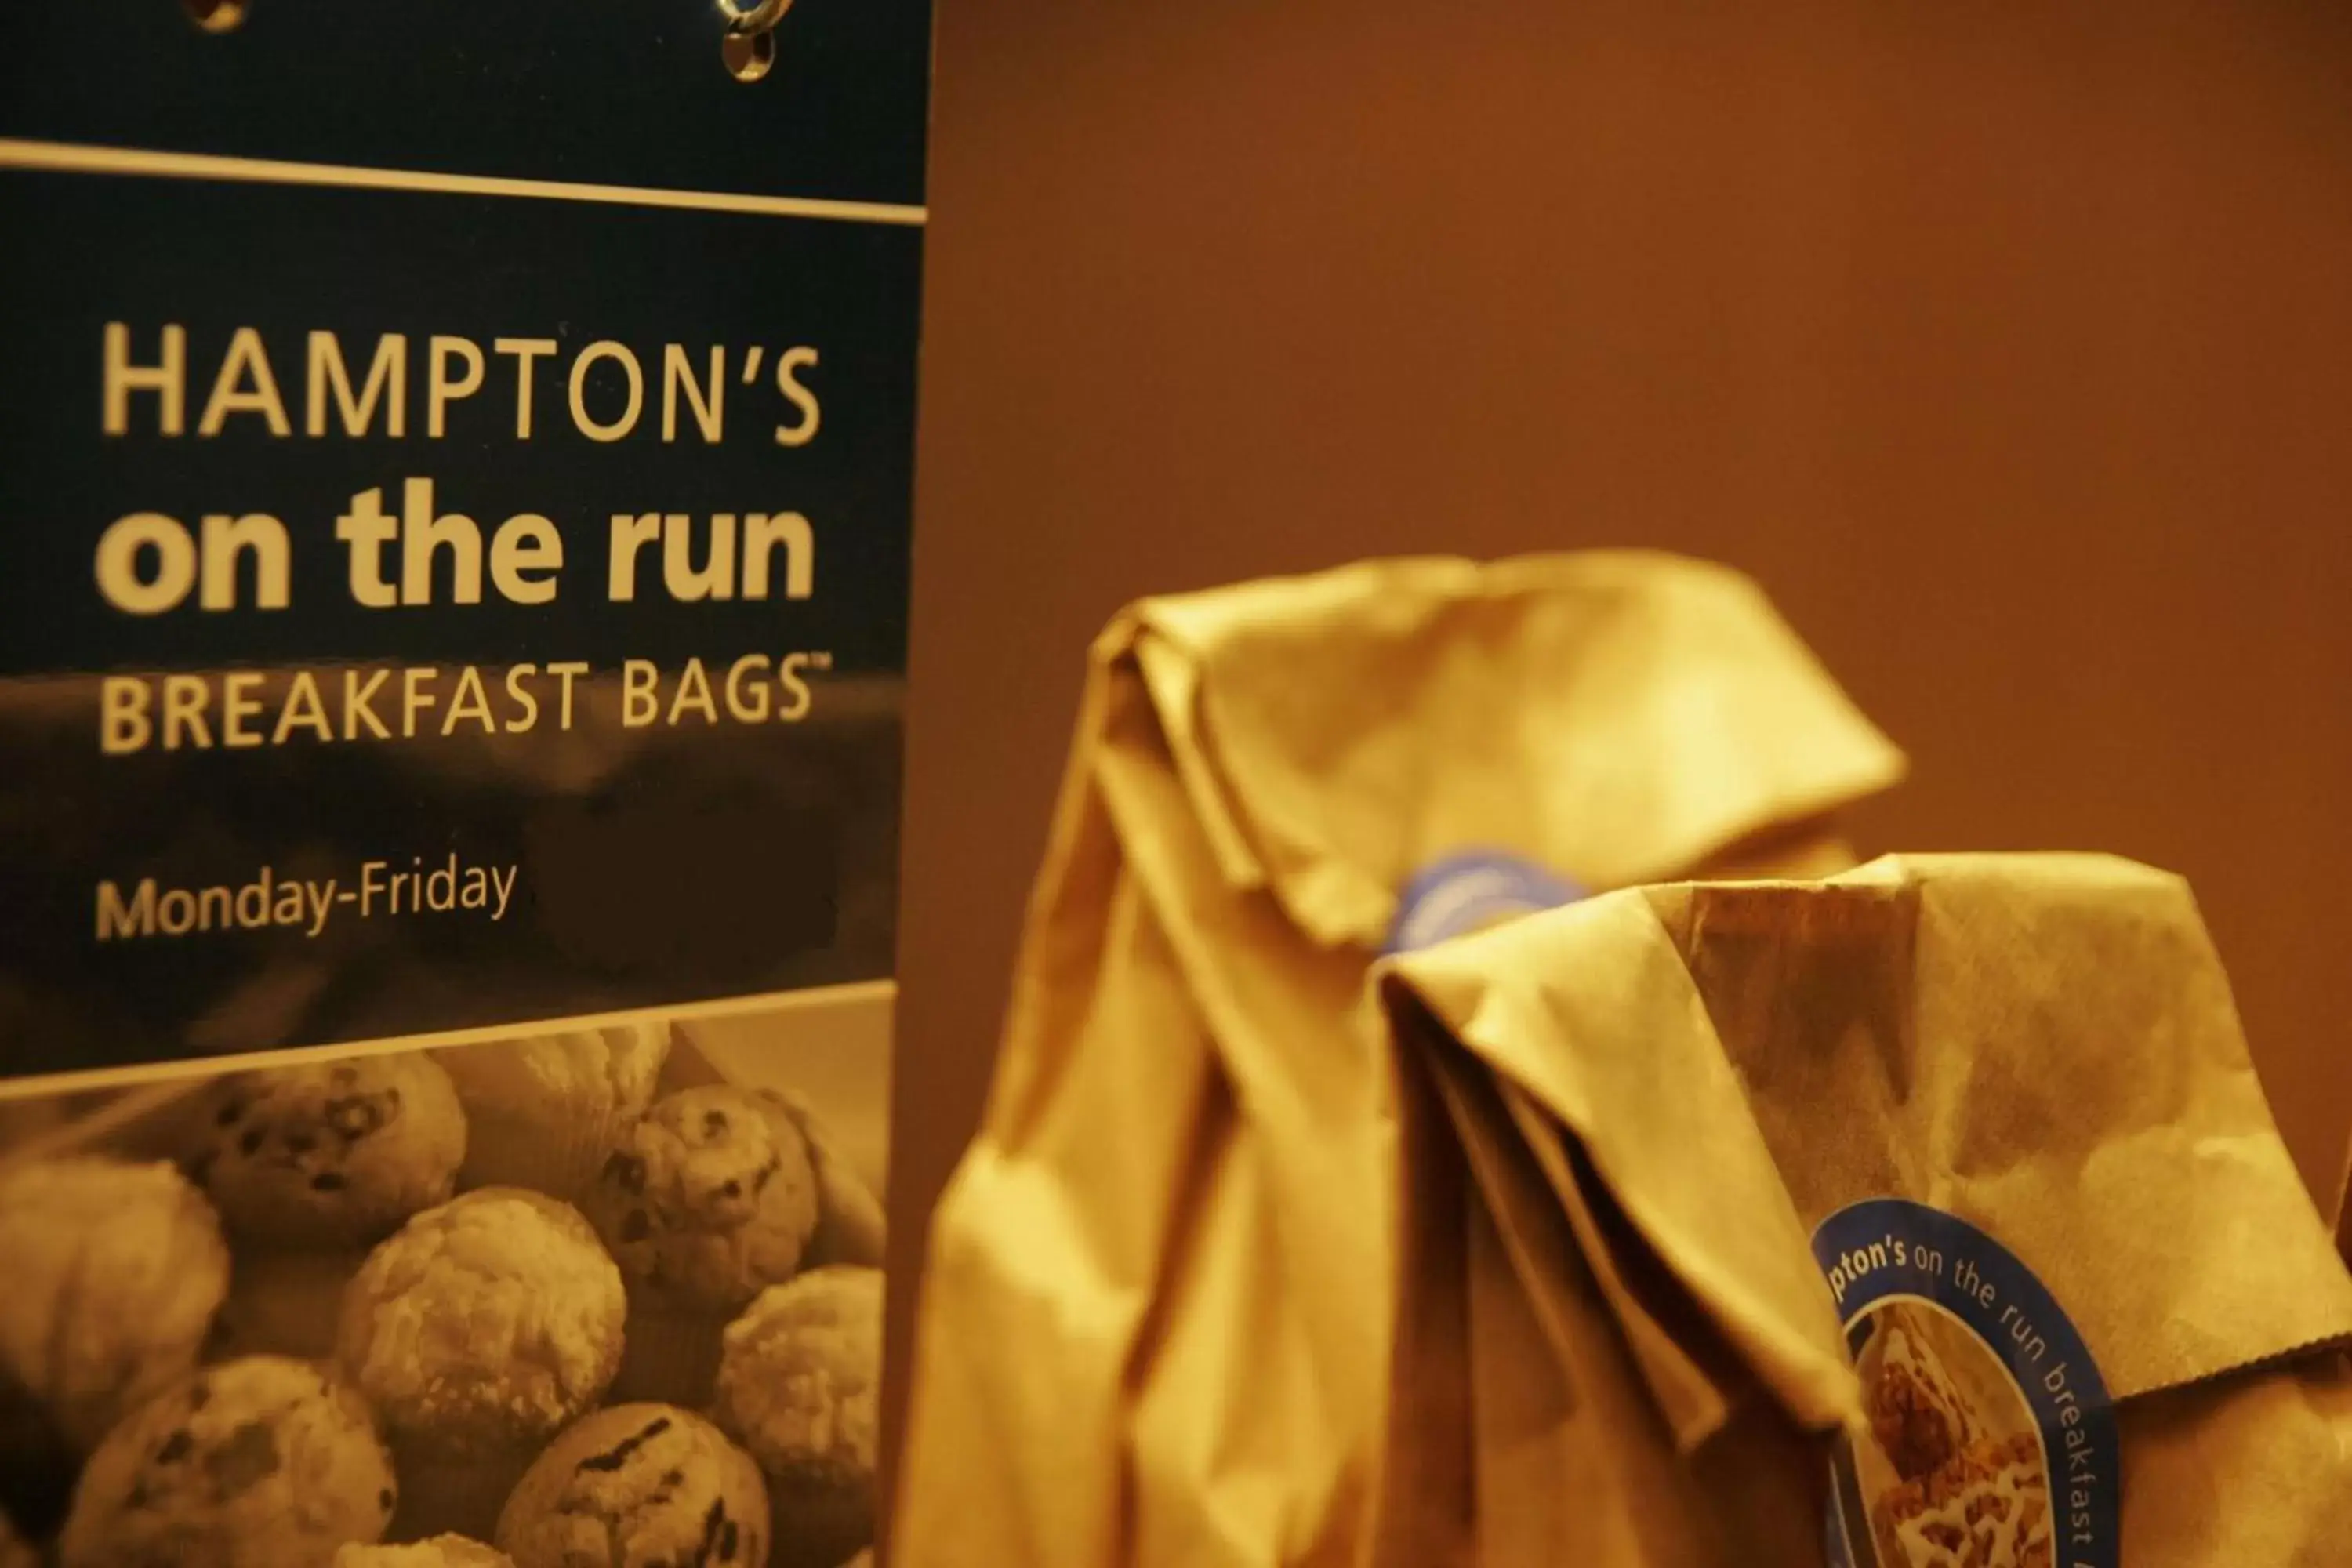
(1379, 851, 2352, 1568)
(1659, 853, 2352, 1400)
(1103, 551, 1906, 949)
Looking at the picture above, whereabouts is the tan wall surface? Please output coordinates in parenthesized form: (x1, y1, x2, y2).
(886, 0, 2352, 1531)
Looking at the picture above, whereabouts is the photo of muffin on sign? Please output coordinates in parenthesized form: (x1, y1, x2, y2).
(0, 993, 888, 1568)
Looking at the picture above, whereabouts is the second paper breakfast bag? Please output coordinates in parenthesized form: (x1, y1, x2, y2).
(1378, 853, 2352, 1567)
(893, 551, 1906, 1568)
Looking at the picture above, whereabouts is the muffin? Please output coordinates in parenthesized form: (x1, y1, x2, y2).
(335, 1536, 513, 1567)
(589, 1084, 822, 1305)
(0, 1156, 231, 1449)
(59, 1354, 396, 1568)
(338, 1186, 626, 1450)
(712, 1266, 881, 1568)
(495, 1404, 768, 1568)
(194, 1054, 467, 1247)
(336, 1188, 626, 1538)
(757, 1087, 886, 1269)
(585, 1085, 820, 1406)
(433, 1024, 670, 1200)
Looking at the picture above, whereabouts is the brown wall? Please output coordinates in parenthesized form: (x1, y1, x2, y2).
(886, 0, 2352, 1519)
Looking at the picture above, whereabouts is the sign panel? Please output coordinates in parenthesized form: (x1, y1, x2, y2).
(0, 5, 925, 1559)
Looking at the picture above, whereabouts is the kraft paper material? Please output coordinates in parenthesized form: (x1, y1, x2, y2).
(891, 552, 1904, 1568)
(2335, 1142, 2352, 1272)
(1377, 852, 2352, 1567)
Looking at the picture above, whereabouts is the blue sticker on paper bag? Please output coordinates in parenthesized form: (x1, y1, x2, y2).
(1812, 1199, 2118, 1568)
(1383, 851, 1583, 955)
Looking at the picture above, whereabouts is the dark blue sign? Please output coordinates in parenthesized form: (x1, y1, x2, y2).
(0, 3, 929, 1081)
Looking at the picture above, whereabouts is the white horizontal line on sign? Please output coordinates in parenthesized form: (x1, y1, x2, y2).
(0, 977, 898, 1106)
(0, 136, 929, 226)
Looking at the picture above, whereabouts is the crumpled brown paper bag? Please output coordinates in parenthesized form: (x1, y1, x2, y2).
(2334, 1142, 2352, 1272)
(1374, 905, 1864, 1568)
(1378, 852, 2352, 1567)
(892, 552, 1905, 1568)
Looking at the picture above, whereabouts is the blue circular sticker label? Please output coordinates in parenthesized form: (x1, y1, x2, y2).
(1383, 851, 1584, 956)
(1811, 1200, 2119, 1568)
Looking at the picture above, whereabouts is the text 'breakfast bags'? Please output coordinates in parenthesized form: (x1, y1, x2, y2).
(892, 552, 1905, 1568)
(1378, 852, 2352, 1567)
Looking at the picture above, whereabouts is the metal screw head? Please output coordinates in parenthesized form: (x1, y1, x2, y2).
(717, 0, 794, 33)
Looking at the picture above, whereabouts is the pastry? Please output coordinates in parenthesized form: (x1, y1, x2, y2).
(495, 1403, 768, 1568)
(713, 1265, 882, 1568)
(58, 1354, 396, 1568)
(586, 1085, 820, 1407)
(586, 1084, 820, 1311)
(433, 1025, 670, 1202)
(0, 1156, 230, 1448)
(195, 1054, 466, 1247)
(758, 1087, 885, 1269)
(336, 1187, 626, 1540)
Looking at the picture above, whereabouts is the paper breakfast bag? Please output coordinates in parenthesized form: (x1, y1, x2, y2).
(2337, 1154, 2351, 1271)
(2332, 1132, 2352, 1271)
(1374, 877, 1866, 1567)
(1380, 852, 2352, 1568)
(893, 552, 1906, 1568)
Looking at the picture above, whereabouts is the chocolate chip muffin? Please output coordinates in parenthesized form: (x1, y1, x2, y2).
(586, 1085, 820, 1311)
(58, 1354, 396, 1568)
(585, 1085, 821, 1408)
(495, 1404, 768, 1568)
(196, 1054, 467, 1247)
(757, 1088, 886, 1271)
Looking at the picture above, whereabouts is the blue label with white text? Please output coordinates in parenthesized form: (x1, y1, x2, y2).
(1812, 1200, 2118, 1568)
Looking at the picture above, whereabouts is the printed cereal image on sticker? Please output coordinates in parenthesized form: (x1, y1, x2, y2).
(1813, 1200, 2118, 1568)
